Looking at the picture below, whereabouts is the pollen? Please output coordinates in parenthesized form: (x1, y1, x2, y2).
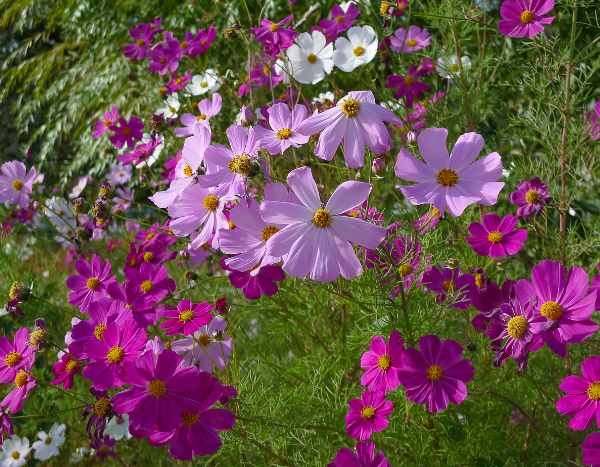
(487, 230, 503, 243)
(183, 164, 193, 177)
(436, 169, 459, 187)
(106, 345, 125, 364)
(179, 309, 195, 323)
(196, 334, 211, 346)
(377, 355, 391, 370)
(269, 22, 279, 32)
(12, 179, 24, 191)
(261, 225, 279, 241)
(200, 80, 208, 88)
(540, 300, 563, 321)
(340, 98, 361, 118)
(307, 53, 318, 64)
(380, 1, 391, 15)
(143, 251, 154, 262)
(140, 280, 153, 293)
(135, 39, 145, 46)
(203, 194, 219, 211)
(442, 280, 454, 293)
(148, 379, 167, 398)
(44, 436, 53, 445)
(507, 315, 528, 339)
(353, 46, 365, 57)
(181, 411, 199, 427)
(228, 154, 252, 175)
(312, 208, 332, 228)
(426, 364, 444, 381)
(94, 323, 107, 340)
(361, 406, 376, 419)
(335, 15, 345, 24)
(196, 113, 207, 121)
(11, 451, 20, 460)
(14, 369, 28, 388)
(404, 75, 415, 85)
(474, 273, 484, 288)
(525, 189, 541, 204)
(4, 351, 22, 368)
(520, 10, 535, 24)
(405, 38, 417, 47)
(93, 397, 111, 417)
(587, 382, 600, 401)
(398, 263, 413, 277)
(29, 329, 46, 347)
(262, 64, 271, 76)
(66, 359, 79, 373)
(276, 128, 293, 140)
(86, 277, 100, 290)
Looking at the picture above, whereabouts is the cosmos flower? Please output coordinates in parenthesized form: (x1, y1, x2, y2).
(467, 213, 528, 257)
(582, 432, 600, 467)
(0, 328, 35, 384)
(261, 166, 386, 281)
(509, 177, 550, 217)
(389, 25, 431, 53)
(318, 2, 361, 42)
(254, 103, 309, 156)
(51, 353, 81, 389)
(586, 101, 600, 141)
(123, 23, 157, 61)
(252, 15, 297, 57)
(1, 369, 36, 413)
(345, 390, 393, 441)
(0, 436, 31, 467)
(297, 91, 401, 168)
(386, 64, 430, 107)
(557, 356, 600, 431)
(0, 161, 37, 208)
(436, 55, 471, 79)
(107, 163, 132, 186)
(181, 25, 216, 57)
(329, 441, 389, 467)
(157, 94, 181, 119)
(32, 423, 65, 461)
(187, 69, 221, 96)
(333, 26, 378, 73)
(160, 299, 213, 336)
(66, 255, 116, 312)
(394, 128, 504, 217)
(360, 331, 404, 393)
(0, 407, 13, 445)
(108, 116, 144, 149)
(92, 106, 120, 139)
(422, 266, 474, 309)
(286, 31, 334, 84)
(148, 32, 182, 75)
(175, 93, 222, 137)
(398, 335, 474, 413)
(127, 263, 176, 305)
(223, 261, 286, 300)
(498, 0, 555, 38)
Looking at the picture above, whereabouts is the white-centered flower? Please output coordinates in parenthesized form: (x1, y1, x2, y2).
(436, 55, 471, 79)
(187, 69, 221, 95)
(0, 436, 31, 467)
(157, 94, 180, 119)
(333, 25, 378, 72)
(105, 415, 132, 440)
(286, 31, 334, 84)
(32, 423, 65, 461)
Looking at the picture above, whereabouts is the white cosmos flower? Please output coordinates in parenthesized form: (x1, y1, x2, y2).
(105, 414, 132, 440)
(157, 94, 180, 119)
(333, 25, 378, 72)
(187, 69, 221, 95)
(45, 196, 76, 234)
(32, 423, 66, 461)
(286, 31, 333, 84)
(70, 447, 92, 464)
(313, 91, 335, 104)
(436, 55, 471, 79)
(0, 436, 31, 467)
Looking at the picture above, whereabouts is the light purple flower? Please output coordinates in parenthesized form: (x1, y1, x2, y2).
(255, 103, 310, 156)
(0, 161, 37, 208)
(389, 26, 431, 53)
(587, 101, 600, 141)
(175, 93, 222, 137)
(107, 163, 132, 186)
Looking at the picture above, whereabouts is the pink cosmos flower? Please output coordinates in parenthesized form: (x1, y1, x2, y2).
(0, 407, 13, 444)
(389, 26, 431, 53)
(467, 213, 528, 257)
(238, 62, 284, 97)
(328, 441, 389, 467)
(386, 64, 430, 107)
(223, 262, 286, 300)
(66, 255, 116, 312)
(93, 106, 120, 139)
(414, 206, 442, 234)
(127, 263, 176, 305)
(109, 116, 144, 149)
(509, 177, 550, 217)
(106, 281, 158, 328)
(255, 103, 310, 155)
(0, 161, 37, 208)
(587, 101, 600, 141)
(166, 70, 192, 94)
(422, 266, 474, 309)
(2, 370, 36, 414)
(583, 432, 600, 466)
(123, 23, 157, 61)
(252, 16, 298, 57)
(160, 299, 213, 336)
(0, 328, 35, 384)
(118, 134, 161, 165)
(345, 390, 393, 441)
(515, 260, 598, 357)
(83, 319, 147, 390)
(298, 91, 401, 167)
(360, 331, 404, 393)
(394, 128, 505, 217)
(557, 356, 600, 431)
(175, 93, 222, 137)
(181, 26, 216, 57)
(398, 335, 474, 413)
(148, 32, 182, 75)
(498, 0, 555, 38)
(51, 353, 81, 389)
(261, 166, 386, 282)
(317, 3, 361, 42)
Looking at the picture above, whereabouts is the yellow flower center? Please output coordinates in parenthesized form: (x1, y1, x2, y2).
(263, 64, 271, 76)
(106, 345, 125, 364)
(487, 230, 503, 243)
(183, 164, 193, 177)
(398, 263, 413, 277)
(353, 46, 365, 57)
(146, 232, 156, 241)
(228, 154, 252, 175)
(525, 189, 541, 204)
(135, 39, 145, 46)
(335, 15, 346, 24)
(181, 411, 199, 427)
(340, 98, 361, 118)
(436, 169, 459, 187)
(86, 277, 100, 290)
(140, 280, 153, 293)
(203, 194, 219, 212)
(148, 379, 167, 398)
(12, 179, 23, 191)
(196, 113, 207, 121)
(29, 329, 46, 347)
(377, 355, 391, 370)
(507, 315, 529, 339)
(269, 22, 279, 32)
(474, 273, 484, 288)
(540, 300, 563, 321)
(380, 1, 391, 15)
(361, 406, 376, 419)
(196, 334, 211, 346)
(426, 364, 444, 381)
(11, 451, 20, 460)
(143, 251, 154, 262)
(179, 309, 195, 322)
(93, 397, 111, 417)
(180, 41, 188, 49)
(449, 63, 460, 73)
(406, 38, 417, 47)
(14, 369, 28, 387)
(276, 128, 292, 140)
(312, 208, 331, 228)
(404, 75, 414, 85)
(520, 10, 535, 24)
(442, 280, 454, 293)
(66, 359, 79, 373)
(307, 53, 318, 64)
(94, 324, 107, 340)
(261, 225, 279, 241)
(4, 351, 22, 368)
(588, 382, 600, 401)
(200, 80, 208, 88)
(45, 436, 53, 445)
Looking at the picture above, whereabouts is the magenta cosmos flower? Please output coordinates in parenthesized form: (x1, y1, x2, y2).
(509, 177, 550, 217)
(360, 330, 404, 393)
(238, 62, 284, 97)
(386, 64, 430, 107)
(255, 103, 310, 156)
(389, 26, 431, 53)
(583, 432, 600, 467)
(181, 25, 216, 57)
(66, 254, 116, 312)
(109, 116, 144, 149)
(123, 23, 157, 61)
(160, 299, 213, 336)
(467, 213, 528, 257)
(175, 93, 222, 137)
(317, 3, 361, 42)
(261, 166, 386, 282)
(422, 266, 474, 309)
(345, 390, 393, 441)
(398, 335, 474, 413)
(297, 91, 401, 168)
(587, 101, 600, 141)
(328, 441, 390, 467)
(0, 161, 37, 208)
(251, 15, 297, 57)
(127, 263, 176, 305)
(0, 328, 35, 384)
(2, 370, 36, 414)
(51, 353, 81, 389)
(556, 356, 600, 431)
(498, 0, 555, 38)
(224, 262, 286, 300)
(93, 106, 120, 139)
(395, 128, 504, 217)
(516, 260, 598, 357)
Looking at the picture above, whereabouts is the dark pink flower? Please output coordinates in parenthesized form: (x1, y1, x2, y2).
(498, 0, 555, 38)
(252, 16, 297, 57)
(160, 299, 213, 336)
(223, 260, 285, 300)
(509, 177, 550, 217)
(1, 370, 36, 413)
(317, 3, 361, 42)
(329, 441, 390, 467)
(0, 407, 13, 444)
(386, 65, 430, 107)
(587, 101, 600, 141)
(422, 266, 474, 309)
(127, 263, 176, 305)
(345, 390, 393, 441)
(557, 356, 600, 431)
(109, 116, 144, 149)
(123, 23, 157, 61)
(51, 353, 81, 389)
(66, 255, 116, 312)
(92, 106, 120, 139)
(0, 328, 35, 384)
(148, 32, 182, 75)
(467, 213, 528, 257)
(166, 70, 192, 94)
(360, 331, 404, 393)
(181, 26, 216, 57)
(583, 432, 600, 466)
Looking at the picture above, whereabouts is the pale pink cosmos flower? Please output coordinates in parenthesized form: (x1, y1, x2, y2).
(175, 93, 222, 137)
(261, 166, 386, 282)
(394, 128, 504, 217)
(297, 91, 401, 168)
(389, 26, 431, 54)
(255, 103, 310, 156)
(0, 161, 37, 208)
